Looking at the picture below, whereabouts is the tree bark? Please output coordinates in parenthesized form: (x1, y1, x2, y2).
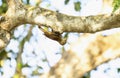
(41, 32, 120, 78)
(2, 0, 120, 32)
(0, 0, 118, 49)
(0, 0, 120, 47)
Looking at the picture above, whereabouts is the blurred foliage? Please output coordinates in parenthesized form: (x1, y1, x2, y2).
(0, 50, 7, 68)
(64, 0, 70, 4)
(26, 0, 30, 4)
(14, 25, 33, 77)
(35, 0, 41, 6)
(64, 0, 81, 11)
(74, 1, 81, 11)
(0, 0, 7, 15)
(21, 0, 30, 4)
(82, 72, 90, 78)
(0, 50, 7, 60)
(112, 0, 120, 12)
(117, 68, 120, 73)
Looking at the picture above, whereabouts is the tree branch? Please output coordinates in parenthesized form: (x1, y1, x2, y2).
(25, 7, 120, 33)
(3, 0, 120, 33)
(44, 32, 120, 78)
(0, 0, 120, 48)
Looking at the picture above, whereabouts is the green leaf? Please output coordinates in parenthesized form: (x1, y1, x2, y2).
(0, 0, 8, 14)
(42, 58, 47, 62)
(112, 0, 120, 12)
(65, 0, 70, 5)
(26, 0, 30, 4)
(117, 68, 120, 72)
(74, 1, 81, 11)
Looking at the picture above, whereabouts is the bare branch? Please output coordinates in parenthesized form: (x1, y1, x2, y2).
(45, 32, 120, 78)
(0, 0, 119, 34)
(0, 0, 120, 47)
(3, 0, 120, 33)
(24, 6, 120, 33)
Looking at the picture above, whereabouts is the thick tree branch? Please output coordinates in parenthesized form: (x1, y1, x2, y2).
(0, 0, 120, 48)
(2, 0, 120, 32)
(42, 32, 120, 78)
(25, 7, 120, 33)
